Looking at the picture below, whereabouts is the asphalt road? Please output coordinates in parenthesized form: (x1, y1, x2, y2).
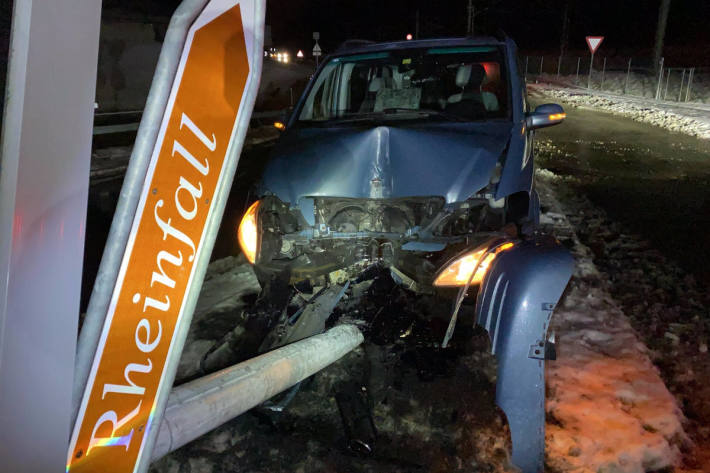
(533, 101, 710, 285)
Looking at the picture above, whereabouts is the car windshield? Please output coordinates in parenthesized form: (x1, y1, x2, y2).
(297, 45, 509, 125)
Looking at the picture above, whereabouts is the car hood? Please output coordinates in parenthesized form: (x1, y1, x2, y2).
(260, 121, 513, 204)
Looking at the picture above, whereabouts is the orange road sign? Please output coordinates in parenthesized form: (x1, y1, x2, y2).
(67, 1, 261, 472)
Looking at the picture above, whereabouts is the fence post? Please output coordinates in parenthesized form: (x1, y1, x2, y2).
(557, 55, 562, 78)
(539, 56, 544, 77)
(685, 68, 694, 102)
(655, 57, 664, 100)
(624, 58, 632, 95)
(663, 68, 671, 101)
(678, 69, 685, 102)
(575, 57, 580, 84)
(600, 57, 607, 91)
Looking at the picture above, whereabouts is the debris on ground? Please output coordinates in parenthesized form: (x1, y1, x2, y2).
(149, 169, 691, 473)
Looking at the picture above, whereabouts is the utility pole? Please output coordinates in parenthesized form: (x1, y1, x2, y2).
(415, 8, 420, 39)
(653, 0, 671, 75)
(467, 0, 475, 35)
(559, 0, 570, 58)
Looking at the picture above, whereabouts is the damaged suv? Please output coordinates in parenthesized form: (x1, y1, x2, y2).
(236, 36, 574, 472)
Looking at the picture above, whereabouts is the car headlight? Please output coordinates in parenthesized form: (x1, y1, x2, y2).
(433, 242, 513, 287)
(238, 200, 260, 264)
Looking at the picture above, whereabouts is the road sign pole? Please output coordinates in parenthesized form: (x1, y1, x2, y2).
(74, 0, 211, 426)
(67, 1, 265, 472)
(584, 36, 604, 90)
(0, 0, 101, 471)
(587, 53, 594, 89)
(312, 34, 322, 69)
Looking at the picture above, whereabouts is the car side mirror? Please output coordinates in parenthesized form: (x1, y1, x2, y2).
(273, 109, 291, 132)
(526, 103, 565, 130)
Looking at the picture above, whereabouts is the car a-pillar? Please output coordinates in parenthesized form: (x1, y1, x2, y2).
(475, 237, 574, 473)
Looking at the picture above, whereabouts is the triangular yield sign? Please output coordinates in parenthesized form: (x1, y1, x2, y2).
(585, 36, 604, 54)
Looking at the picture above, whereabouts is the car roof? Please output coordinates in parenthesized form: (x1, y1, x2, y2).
(334, 37, 506, 56)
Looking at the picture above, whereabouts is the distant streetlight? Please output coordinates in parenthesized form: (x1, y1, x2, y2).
(406, 33, 413, 40)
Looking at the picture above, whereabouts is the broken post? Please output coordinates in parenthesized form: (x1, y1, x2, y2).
(151, 324, 364, 461)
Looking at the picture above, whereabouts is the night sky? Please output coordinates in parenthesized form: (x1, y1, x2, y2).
(264, 0, 710, 63)
(97, 0, 710, 64)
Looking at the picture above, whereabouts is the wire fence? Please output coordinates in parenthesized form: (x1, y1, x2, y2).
(523, 55, 710, 104)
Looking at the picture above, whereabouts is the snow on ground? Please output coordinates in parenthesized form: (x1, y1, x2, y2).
(536, 171, 688, 473)
(534, 149, 710, 472)
(532, 71, 710, 105)
(150, 172, 689, 473)
(529, 83, 710, 140)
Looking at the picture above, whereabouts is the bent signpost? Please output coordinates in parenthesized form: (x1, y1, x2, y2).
(67, 1, 264, 472)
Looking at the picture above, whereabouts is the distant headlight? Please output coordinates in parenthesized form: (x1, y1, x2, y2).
(433, 242, 513, 287)
(238, 200, 260, 264)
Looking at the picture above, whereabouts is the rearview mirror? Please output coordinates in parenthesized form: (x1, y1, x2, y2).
(527, 103, 565, 130)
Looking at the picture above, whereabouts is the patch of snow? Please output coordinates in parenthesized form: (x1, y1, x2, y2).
(537, 170, 688, 473)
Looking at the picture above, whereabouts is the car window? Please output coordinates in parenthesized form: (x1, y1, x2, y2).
(298, 46, 510, 124)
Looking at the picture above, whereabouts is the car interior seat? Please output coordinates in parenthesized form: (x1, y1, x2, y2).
(445, 64, 489, 117)
(359, 76, 383, 112)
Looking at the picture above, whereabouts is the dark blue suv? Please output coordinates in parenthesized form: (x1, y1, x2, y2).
(237, 36, 572, 473)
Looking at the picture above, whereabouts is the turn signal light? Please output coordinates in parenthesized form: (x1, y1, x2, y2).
(548, 113, 566, 121)
(274, 121, 286, 130)
(238, 201, 260, 264)
(433, 242, 513, 287)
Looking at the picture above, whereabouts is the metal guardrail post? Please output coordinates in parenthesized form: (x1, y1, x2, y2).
(556, 55, 561, 78)
(664, 68, 671, 101)
(600, 57, 607, 90)
(539, 56, 544, 76)
(575, 57, 580, 84)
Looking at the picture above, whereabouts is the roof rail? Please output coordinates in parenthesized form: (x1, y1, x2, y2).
(336, 39, 376, 52)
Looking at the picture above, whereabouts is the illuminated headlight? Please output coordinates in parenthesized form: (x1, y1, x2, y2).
(433, 242, 513, 287)
(238, 200, 260, 264)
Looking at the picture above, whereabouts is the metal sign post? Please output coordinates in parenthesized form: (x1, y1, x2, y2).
(0, 1, 101, 471)
(585, 36, 604, 89)
(67, 1, 264, 472)
(313, 31, 322, 68)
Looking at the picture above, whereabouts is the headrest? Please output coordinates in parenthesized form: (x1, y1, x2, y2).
(456, 64, 486, 88)
(368, 77, 383, 92)
(455, 65, 472, 87)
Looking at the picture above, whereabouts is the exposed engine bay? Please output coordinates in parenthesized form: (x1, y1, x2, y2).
(247, 194, 515, 290)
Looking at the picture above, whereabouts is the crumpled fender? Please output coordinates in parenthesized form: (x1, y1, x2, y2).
(475, 236, 574, 473)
